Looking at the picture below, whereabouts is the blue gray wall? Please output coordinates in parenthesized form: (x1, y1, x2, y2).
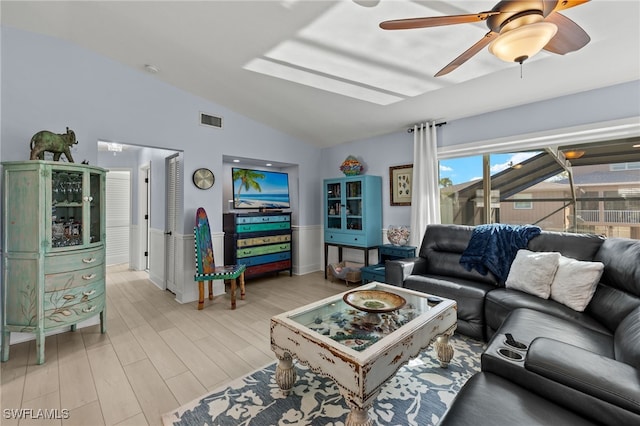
(2, 25, 639, 240)
(0, 26, 322, 234)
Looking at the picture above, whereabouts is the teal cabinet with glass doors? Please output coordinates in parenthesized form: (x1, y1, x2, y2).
(2, 161, 107, 364)
(324, 175, 382, 248)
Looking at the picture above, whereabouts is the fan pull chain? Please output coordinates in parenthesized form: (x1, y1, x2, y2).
(520, 62, 523, 79)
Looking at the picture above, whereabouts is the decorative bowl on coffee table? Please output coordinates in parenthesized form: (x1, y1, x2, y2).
(343, 289, 406, 324)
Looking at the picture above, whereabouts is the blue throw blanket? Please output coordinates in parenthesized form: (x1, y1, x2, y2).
(459, 224, 542, 283)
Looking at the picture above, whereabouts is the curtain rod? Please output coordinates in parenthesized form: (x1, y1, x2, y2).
(407, 121, 447, 133)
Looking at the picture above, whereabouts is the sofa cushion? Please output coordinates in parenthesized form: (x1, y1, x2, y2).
(438, 372, 598, 426)
(490, 308, 614, 356)
(595, 238, 640, 297)
(614, 306, 640, 369)
(525, 337, 640, 415)
(505, 249, 560, 299)
(527, 230, 605, 260)
(403, 274, 495, 340)
(420, 224, 498, 285)
(550, 256, 604, 312)
(586, 284, 640, 333)
(485, 288, 611, 337)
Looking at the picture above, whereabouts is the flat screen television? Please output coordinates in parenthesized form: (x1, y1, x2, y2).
(232, 167, 290, 209)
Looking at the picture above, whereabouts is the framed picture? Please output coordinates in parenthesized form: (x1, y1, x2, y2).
(389, 164, 413, 206)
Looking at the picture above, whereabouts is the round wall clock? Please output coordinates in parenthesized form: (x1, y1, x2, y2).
(192, 168, 215, 190)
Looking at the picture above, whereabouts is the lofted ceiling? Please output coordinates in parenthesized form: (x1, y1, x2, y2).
(2, 0, 639, 148)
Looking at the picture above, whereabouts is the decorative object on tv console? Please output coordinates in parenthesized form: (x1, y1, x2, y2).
(232, 167, 290, 209)
(339, 155, 363, 176)
(387, 225, 411, 246)
(29, 127, 78, 162)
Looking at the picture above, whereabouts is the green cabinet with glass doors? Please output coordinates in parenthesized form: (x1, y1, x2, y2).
(324, 175, 382, 247)
(2, 161, 107, 364)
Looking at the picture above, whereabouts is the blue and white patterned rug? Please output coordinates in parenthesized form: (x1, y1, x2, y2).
(162, 335, 484, 426)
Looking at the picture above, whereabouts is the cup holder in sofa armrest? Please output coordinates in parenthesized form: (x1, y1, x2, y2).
(504, 339, 528, 350)
(497, 347, 525, 361)
(504, 333, 528, 350)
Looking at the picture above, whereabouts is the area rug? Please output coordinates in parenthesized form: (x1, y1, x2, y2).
(162, 335, 484, 426)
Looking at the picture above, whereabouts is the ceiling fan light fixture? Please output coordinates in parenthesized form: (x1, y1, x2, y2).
(489, 22, 558, 63)
(564, 150, 586, 159)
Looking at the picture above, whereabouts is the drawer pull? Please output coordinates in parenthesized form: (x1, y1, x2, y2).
(82, 306, 96, 313)
(82, 257, 97, 264)
(82, 273, 97, 280)
(83, 290, 96, 296)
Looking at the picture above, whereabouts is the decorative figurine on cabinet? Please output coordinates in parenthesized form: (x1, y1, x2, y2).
(29, 126, 77, 162)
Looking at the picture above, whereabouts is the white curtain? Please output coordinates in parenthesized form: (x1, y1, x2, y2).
(410, 122, 441, 247)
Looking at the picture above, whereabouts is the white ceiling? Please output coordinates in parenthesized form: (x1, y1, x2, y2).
(2, 0, 639, 148)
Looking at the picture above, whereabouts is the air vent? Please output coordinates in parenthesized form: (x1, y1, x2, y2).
(200, 112, 223, 129)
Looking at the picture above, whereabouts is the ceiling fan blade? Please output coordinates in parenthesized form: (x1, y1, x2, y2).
(548, 0, 590, 14)
(435, 31, 499, 77)
(543, 12, 590, 54)
(380, 11, 499, 30)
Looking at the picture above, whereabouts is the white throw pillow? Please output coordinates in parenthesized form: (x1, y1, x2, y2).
(505, 249, 561, 299)
(550, 256, 604, 312)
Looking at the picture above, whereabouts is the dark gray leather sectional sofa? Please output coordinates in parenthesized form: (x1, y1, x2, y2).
(386, 224, 640, 425)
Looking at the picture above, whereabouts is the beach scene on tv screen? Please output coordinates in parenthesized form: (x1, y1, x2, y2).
(233, 168, 290, 209)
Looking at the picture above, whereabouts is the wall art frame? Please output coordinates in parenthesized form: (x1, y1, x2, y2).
(389, 164, 413, 206)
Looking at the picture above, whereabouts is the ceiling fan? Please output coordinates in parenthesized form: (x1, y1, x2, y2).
(379, 0, 591, 77)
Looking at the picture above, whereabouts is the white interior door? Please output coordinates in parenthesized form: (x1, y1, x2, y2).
(165, 154, 180, 293)
(105, 170, 131, 266)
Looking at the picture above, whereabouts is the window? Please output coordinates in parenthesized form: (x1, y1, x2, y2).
(610, 162, 640, 171)
(513, 194, 532, 209)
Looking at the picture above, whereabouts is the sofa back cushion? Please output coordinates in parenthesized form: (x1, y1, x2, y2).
(585, 238, 640, 331)
(614, 306, 640, 369)
(595, 238, 640, 297)
(527, 231, 605, 260)
(420, 224, 498, 285)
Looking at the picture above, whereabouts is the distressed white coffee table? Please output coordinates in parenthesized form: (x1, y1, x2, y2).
(270, 282, 457, 426)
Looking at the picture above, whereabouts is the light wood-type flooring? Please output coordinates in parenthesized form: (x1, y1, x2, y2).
(1, 264, 349, 425)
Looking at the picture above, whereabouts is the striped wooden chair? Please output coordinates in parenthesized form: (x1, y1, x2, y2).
(193, 207, 246, 310)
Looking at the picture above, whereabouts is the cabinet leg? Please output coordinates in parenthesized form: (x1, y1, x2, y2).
(100, 309, 107, 334)
(70, 324, 77, 332)
(36, 332, 45, 365)
(1, 330, 10, 362)
(208, 280, 213, 300)
(324, 243, 329, 279)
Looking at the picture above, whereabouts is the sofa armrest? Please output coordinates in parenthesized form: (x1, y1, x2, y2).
(525, 337, 640, 414)
(385, 257, 427, 287)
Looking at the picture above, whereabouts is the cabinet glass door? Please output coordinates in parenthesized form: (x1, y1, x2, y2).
(326, 182, 342, 229)
(88, 171, 102, 244)
(346, 180, 363, 231)
(51, 169, 84, 248)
